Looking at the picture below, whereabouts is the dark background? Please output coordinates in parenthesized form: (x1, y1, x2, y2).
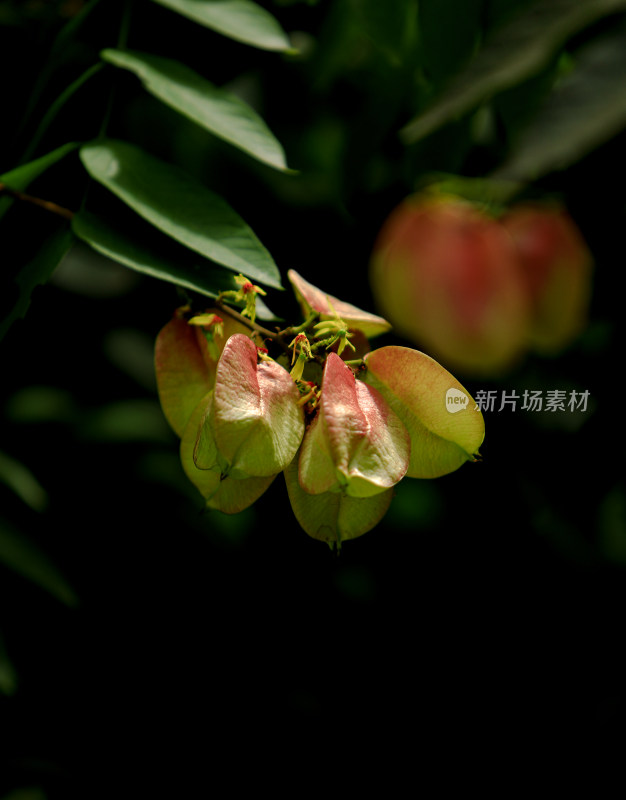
(1, 0, 625, 792)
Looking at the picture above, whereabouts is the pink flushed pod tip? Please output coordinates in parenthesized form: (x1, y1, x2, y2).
(298, 353, 410, 498)
(288, 269, 391, 339)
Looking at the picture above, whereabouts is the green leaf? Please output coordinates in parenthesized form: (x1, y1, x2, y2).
(0, 142, 77, 221)
(78, 400, 173, 443)
(0, 518, 78, 606)
(284, 458, 393, 547)
(349, 0, 418, 65)
(72, 211, 280, 319)
(0, 226, 74, 343)
(101, 49, 291, 172)
(0, 142, 77, 189)
(79, 139, 282, 288)
(72, 210, 233, 297)
(400, 0, 626, 143)
(494, 23, 626, 181)
(0, 630, 17, 696)
(150, 0, 292, 51)
(491, 54, 561, 145)
(0, 450, 48, 512)
(362, 346, 485, 478)
(0, 788, 47, 800)
(5, 386, 76, 424)
(418, 0, 483, 86)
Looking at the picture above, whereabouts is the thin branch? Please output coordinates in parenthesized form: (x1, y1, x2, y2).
(98, 0, 134, 139)
(214, 299, 291, 354)
(279, 311, 319, 337)
(0, 184, 74, 220)
(20, 62, 103, 164)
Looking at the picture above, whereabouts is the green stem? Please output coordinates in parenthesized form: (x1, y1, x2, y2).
(280, 312, 319, 337)
(310, 335, 337, 352)
(214, 300, 291, 355)
(118, 0, 134, 50)
(51, 0, 103, 59)
(81, 0, 133, 213)
(21, 63, 104, 164)
(14, 0, 103, 160)
(99, 0, 134, 138)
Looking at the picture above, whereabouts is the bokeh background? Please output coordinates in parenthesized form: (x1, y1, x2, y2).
(2, 0, 626, 792)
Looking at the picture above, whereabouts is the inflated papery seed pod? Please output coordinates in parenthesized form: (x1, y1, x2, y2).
(181, 391, 276, 514)
(156, 267, 486, 541)
(362, 346, 485, 478)
(288, 269, 391, 339)
(284, 458, 394, 547)
(194, 334, 305, 479)
(369, 195, 529, 376)
(154, 307, 254, 437)
(298, 353, 410, 498)
(501, 203, 593, 354)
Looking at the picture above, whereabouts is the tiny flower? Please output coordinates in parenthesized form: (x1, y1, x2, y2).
(289, 332, 312, 362)
(296, 381, 320, 410)
(312, 315, 356, 356)
(288, 333, 313, 380)
(219, 273, 267, 323)
(188, 313, 224, 361)
(290, 352, 308, 382)
(187, 312, 224, 333)
(256, 346, 274, 363)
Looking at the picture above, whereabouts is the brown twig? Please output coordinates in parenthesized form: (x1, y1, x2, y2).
(0, 183, 75, 220)
(214, 299, 291, 355)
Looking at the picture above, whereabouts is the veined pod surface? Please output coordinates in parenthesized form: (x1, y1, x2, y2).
(299, 353, 410, 498)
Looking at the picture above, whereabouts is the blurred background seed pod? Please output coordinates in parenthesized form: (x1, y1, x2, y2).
(501, 203, 594, 355)
(369, 194, 530, 377)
